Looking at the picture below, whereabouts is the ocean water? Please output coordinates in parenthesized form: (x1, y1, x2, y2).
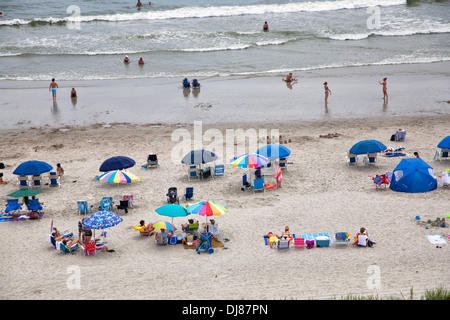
(0, 0, 449, 81)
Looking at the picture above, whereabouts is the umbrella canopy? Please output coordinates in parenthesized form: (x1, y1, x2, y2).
(156, 204, 190, 224)
(389, 158, 437, 193)
(186, 200, 228, 220)
(256, 144, 291, 160)
(99, 156, 136, 172)
(181, 149, 218, 165)
(97, 170, 140, 183)
(7, 187, 42, 198)
(82, 211, 123, 229)
(13, 160, 53, 176)
(153, 220, 175, 230)
(349, 140, 387, 155)
(229, 153, 269, 168)
(437, 136, 450, 149)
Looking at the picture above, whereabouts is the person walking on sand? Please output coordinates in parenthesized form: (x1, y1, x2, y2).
(324, 82, 331, 105)
(379, 77, 388, 101)
(49, 78, 58, 99)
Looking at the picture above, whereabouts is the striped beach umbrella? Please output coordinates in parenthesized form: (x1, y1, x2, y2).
(97, 170, 140, 184)
(229, 153, 269, 168)
(186, 200, 228, 223)
(153, 220, 176, 230)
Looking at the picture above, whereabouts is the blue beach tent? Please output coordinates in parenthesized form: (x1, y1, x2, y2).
(389, 158, 437, 193)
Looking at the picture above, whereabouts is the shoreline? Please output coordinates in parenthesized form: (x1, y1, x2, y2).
(1, 61, 449, 130)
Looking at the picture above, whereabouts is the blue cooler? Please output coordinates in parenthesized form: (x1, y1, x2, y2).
(315, 236, 330, 247)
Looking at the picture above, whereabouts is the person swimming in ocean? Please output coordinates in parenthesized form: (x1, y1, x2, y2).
(124, 55, 130, 63)
(263, 21, 269, 31)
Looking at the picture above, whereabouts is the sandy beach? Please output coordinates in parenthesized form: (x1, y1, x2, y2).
(0, 64, 449, 301)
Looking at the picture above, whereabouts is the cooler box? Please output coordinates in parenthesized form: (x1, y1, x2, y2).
(315, 236, 330, 247)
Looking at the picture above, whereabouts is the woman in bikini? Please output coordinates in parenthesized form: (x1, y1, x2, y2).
(379, 77, 388, 101)
(324, 82, 331, 105)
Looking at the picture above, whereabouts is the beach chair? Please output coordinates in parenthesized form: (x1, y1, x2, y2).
(123, 195, 133, 208)
(146, 154, 158, 168)
(77, 201, 92, 215)
(356, 234, 368, 247)
(279, 157, 288, 170)
(434, 149, 450, 161)
(182, 222, 199, 234)
(48, 172, 60, 187)
(241, 174, 251, 191)
(184, 187, 194, 201)
(98, 197, 113, 211)
(213, 164, 224, 178)
(334, 232, 350, 246)
(166, 187, 179, 204)
(5, 199, 22, 214)
(26, 198, 43, 211)
(59, 242, 79, 254)
(207, 223, 219, 237)
(395, 129, 406, 142)
(363, 153, 377, 166)
(82, 240, 97, 256)
(17, 175, 29, 187)
(188, 165, 200, 181)
(116, 200, 129, 214)
(201, 166, 212, 179)
(277, 239, 290, 250)
(31, 174, 43, 187)
(182, 78, 190, 88)
(253, 178, 265, 193)
(192, 79, 200, 88)
(347, 153, 358, 166)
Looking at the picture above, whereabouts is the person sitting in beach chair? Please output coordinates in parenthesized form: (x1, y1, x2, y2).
(182, 219, 199, 233)
(134, 220, 155, 236)
(182, 78, 190, 88)
(147, 154, 158, 168)
(264, 232, 280, 249)
(192, 79, 200, 88)
(166, 187, 179, 204)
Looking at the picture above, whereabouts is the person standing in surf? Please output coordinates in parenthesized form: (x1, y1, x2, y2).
(263, 21, 269, 31)
(49, 78, 59, 99)
(324, 82, 331, 105)
(379, 77, 388, 102)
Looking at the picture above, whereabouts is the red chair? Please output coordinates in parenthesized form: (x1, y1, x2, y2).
(83, 240, 97, 256)
(293, 237, 305, 248)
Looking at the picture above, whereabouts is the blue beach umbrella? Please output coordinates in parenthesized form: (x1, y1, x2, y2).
(155, 204, 190, 224)
(389, 158, 437, 193)
(437, 136, 450, 149)
(349, 140, 387, 155)
(99, 156, 136, 172)
(181, 149, 218, 165)
(13, 160, 53, 176)
(256, 144, 291, 160)
(82, 211, 123, 229)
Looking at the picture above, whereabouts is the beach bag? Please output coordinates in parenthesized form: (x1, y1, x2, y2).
(390, 134, 395, 141)
(0, 163, 4, 169)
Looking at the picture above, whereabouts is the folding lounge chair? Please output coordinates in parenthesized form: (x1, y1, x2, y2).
(59, 242, 79, 254)
(31, 174, 43, 187)
(293, 236, 305, 248)
(207, 223, 219, 237)
(146, 154, 158, 168)
(77, 201, 92, 215)
(17, 175, 29, 187)
(213, 164, 224, 178)
(166, 187, 179, 204)
(434, 149, 450, 161)
(279, 157, 288, 170)
(188, 165, 200, 181)
(123, 195, 133, 208)
(116, 200, 129, 214)
(5, 199, 22, 214)
(347, 153, 358, 166)
(182, 222, 199, 234)
(334, 232, 350, 246)
(48, 172, 60, 187)
(253, 178, 265, 193)
(82, 240, 97, 256)
(27, 198, 43, 211)
(155, 235, 168, 245)
(184, 187, 194, 201)
(356, 234, 368, 247)
(395, 130, 406, 141)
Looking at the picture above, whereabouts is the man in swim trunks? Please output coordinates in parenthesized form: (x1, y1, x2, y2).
(49, 78, 58, 99)
(284, 73, 293, 82)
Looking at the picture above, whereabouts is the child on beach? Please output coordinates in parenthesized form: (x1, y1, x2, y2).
(49, 78, 58, 99)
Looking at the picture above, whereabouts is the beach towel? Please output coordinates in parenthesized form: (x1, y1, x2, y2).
(264, 183, 277, 189)
(425, 234, 447, 245)
(300, 233, 332, 245)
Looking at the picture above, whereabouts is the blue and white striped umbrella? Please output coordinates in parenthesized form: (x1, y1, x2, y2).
(82, 211, 123, 230)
